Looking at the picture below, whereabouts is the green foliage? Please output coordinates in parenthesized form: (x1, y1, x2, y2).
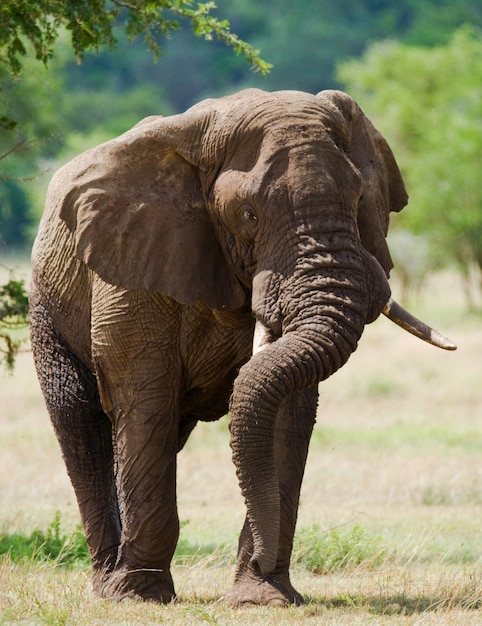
(401, 0, 482, 46)
(0, 271, 29, 372)
(0, 511, 90, 567)
(195, 0, 482, 97)
(293, 523, 387, 574)
(1, 515, 388, 576)
(175, 2, 271, 75)
(0, 181, 34, 250)
(0, 51, 63, 167)
(0, 513, 234, 570)
(0, 53, 64, 248)
(0, 0, 270, 77)
(339, 26, 482, 301)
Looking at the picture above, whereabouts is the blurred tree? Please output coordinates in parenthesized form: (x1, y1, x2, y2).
(402, 0, 482, 45)
(0, 181, 33, 250)
(338, 26, 482, 306)
(0, 53, 64, 249)
(158, 0, 481, 106)
(53, 0, 482, 116)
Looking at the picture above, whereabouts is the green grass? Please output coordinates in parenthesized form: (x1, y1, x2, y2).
(312, 423, 482, 455)
(0, 514, 387, 573)
(0, 512, 89, 568)
(2, 510, 480, 579)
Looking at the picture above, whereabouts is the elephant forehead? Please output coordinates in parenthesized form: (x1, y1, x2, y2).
(217, 137, 360, 211)
(215, 91, 333, 144)
(220, 88, 322, 123)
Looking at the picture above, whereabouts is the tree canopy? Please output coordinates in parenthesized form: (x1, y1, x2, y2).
(0, 0, 270, 77)
(339, 26, 482, 302)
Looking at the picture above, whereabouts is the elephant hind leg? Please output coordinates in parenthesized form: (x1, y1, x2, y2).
(29, 300, 121, 591)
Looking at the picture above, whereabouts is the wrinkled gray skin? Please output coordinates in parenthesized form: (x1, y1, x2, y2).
(30, 89, 408, 606)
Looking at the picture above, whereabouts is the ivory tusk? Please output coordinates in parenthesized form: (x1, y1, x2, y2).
(382, 297, 457, 351)
(252, 320, 272, 355)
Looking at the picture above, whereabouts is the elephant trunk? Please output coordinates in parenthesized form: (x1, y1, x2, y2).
(229, 260, 377, 576)
(230, 253, 456, 576)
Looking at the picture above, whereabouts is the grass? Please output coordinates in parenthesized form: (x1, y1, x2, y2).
(1, 560, 481, 624)
(1, 268, 481, 624)
(0, 512, 89, 567)
(0, 514, 387, 574)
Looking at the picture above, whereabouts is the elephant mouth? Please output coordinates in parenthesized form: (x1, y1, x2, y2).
(253, 296, 457, 353)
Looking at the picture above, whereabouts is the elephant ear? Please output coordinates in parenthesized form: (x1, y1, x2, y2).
(59, 113, 246, 310)
(316, 90, 408, 276)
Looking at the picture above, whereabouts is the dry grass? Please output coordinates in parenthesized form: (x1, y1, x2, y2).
(1, 560, 481, 625)
(1, 268, 481, 624)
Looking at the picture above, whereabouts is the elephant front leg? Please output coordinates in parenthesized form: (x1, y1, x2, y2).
(99, 407, 180, 603)
(93, 347, 181, 603)
(226, 388, 318, 606)
(91, 287, 182, 603)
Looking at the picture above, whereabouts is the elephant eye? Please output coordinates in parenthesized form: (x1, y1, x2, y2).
(240, 204, 258, 223)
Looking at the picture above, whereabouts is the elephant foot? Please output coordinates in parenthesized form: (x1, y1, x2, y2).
(96, 567, 176, 604)
(224, 569, 304, 607)
(91, 549, 119, 597)
(92, 567, 111, 597)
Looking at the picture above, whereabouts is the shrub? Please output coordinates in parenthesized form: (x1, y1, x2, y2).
(293, 523, 387, 574)
(0, 272, 29, 372)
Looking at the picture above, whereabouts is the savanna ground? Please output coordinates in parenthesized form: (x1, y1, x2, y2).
(0, 260, 481, 625)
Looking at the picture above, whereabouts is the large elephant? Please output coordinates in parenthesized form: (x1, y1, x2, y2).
(29, 88, 455, 606)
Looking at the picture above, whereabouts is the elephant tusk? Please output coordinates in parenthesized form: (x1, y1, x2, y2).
(252, 319, 272, 355)
(382, 297, 457, 351)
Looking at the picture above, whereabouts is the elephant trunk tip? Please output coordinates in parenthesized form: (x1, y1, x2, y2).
(250, 550, 277, 578)
(383, 297, 457, 351)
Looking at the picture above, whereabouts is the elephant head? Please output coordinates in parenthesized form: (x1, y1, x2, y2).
(59, 88, 455, 577)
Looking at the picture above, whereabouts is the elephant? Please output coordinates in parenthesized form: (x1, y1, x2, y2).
(29, 88, 456, 606)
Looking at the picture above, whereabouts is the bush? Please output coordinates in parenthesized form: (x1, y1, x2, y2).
(0, 272, 29, 372)
(293, 523, 387, 574)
